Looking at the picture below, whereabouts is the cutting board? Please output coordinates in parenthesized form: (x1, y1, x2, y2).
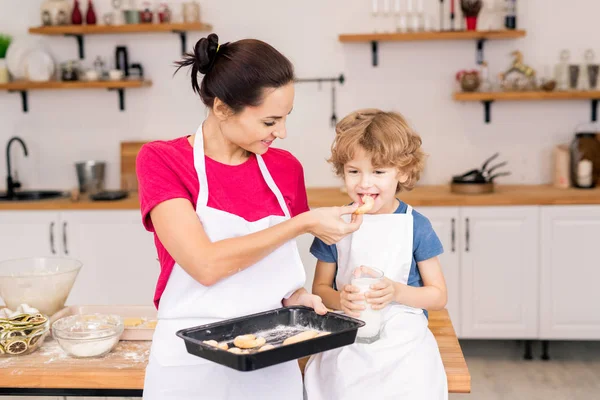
(120, 141, 148, 191)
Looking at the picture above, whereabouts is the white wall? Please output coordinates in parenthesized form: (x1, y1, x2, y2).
(0, 0, 595, 193)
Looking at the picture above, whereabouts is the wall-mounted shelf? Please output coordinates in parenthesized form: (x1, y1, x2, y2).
(338, 30, 526, 66)
(453, 90, 600, 123)
(0, 80, 152, 112)
(29, 22, 213, 59)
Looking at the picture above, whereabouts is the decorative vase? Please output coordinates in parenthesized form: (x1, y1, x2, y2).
(40, 0, 71, 26)
(72, 0, 83, 24)
(86, 0, 97, 24)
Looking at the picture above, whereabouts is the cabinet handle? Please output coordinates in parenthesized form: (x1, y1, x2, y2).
(465, 218, 470, 252)
(451, 218, 456, 253)
(49, 222, 56, 255)
(62, 222, 69, 255)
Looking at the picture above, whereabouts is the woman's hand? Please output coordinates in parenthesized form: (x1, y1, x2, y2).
(366, 277, 398, 310)
(305, 205, 363, 245)
(339, 284, 365, 318)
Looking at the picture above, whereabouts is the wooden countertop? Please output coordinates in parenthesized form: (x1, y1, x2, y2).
(1, 184, 598, 211)
(0, 309, 470, 393)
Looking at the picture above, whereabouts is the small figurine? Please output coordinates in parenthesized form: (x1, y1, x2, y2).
(498, 50, 536, 91)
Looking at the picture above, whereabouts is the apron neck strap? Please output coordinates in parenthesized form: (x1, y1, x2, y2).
(193, 121, 291, 218)
(406, 204, 413, 215)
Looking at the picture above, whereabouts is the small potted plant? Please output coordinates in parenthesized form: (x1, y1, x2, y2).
(0, 34, 11, 84)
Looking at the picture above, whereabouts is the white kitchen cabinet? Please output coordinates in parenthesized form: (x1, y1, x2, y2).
(459, 206, 539, 339)
(418, 207, 461, 336)
(540, 205, 600, 340)
(0, 211, 60, 261)
(62, 211, 159, 307)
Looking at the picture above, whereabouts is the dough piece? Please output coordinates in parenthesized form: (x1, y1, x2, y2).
(203, 340, 229, 350)
(228, 347, 248, 354)
(283, 330, 319, 345)
(354, 195, 374, 215)
(316, 331, 331, 337)
(258, 344, 275, 352)
(233, 334, 266, 349)
(123, 318, 144, 327)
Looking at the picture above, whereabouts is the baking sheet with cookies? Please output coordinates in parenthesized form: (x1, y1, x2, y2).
(50, 305, 157, 341)
(176, 306, 365, 371)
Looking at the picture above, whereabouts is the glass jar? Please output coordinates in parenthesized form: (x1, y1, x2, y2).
(570, 132, 600, 189)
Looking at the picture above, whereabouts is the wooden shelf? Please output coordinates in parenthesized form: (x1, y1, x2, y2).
(28, 22, 212, 35)
(0, 79, 151, 91)
(338, 29, 526, 66)
(0, 80, 152, 112)
(338, 29, 526, 42)
(28, 22, 213, 59)
(453, 90, 600, 123)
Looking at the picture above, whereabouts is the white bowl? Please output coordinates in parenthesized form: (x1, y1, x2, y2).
(0, 257, 82, 316)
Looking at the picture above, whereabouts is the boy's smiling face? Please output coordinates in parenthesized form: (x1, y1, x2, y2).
(343, 147, 408, 215)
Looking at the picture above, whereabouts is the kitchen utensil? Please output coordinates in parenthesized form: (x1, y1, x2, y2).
(115, 46, 129, 76)
(89, 190, 128, 201)
(50, 305, 157, 341)
(75, 161, 106, 194)
(52, 313, 124, 358)
(450, 181, 494, 194)
(484, 161, 508, 179)
(176, 306, 364, 372)
(0, 257, 82, 316)
(488, 171, 511, 181)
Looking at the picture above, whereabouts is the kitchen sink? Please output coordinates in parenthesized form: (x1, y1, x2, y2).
(0, 190, 67, 202)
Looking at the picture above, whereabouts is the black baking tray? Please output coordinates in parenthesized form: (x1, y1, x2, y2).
(175, 306, 364, 372)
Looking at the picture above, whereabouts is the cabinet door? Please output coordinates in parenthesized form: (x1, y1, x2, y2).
(540, 205, 600, 340)
(0, 211, 59, 260)
(60, 211, 159, 306)
(460, 206, 539, 339)
(418, 207, 461, 337)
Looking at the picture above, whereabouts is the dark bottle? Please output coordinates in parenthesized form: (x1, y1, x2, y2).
(570, 132, 600, 189)
(71, 0, 83, 25)
(504, 0, 517, 30)
(86, 0, 97, 25)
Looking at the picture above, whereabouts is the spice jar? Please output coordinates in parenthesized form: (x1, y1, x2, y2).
(570, 132, 600, 189)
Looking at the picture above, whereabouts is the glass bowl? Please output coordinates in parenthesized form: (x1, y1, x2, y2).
(0, 313, 50, 356)
(0, 257, 83, 316)
(52, 313, 124, 358)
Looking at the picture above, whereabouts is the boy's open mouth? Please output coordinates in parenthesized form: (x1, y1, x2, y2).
(358, 193, 378, 204)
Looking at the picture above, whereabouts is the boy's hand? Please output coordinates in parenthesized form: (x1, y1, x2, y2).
(297, 292, 328, 315)
(340, 284, 365, 318)
(366, 278, 399, 310)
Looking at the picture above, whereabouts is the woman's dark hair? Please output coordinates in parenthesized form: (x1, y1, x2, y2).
(174, 33, 295, 113)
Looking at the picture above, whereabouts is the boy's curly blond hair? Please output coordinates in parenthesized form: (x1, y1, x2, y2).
(328, 109, 426, 193)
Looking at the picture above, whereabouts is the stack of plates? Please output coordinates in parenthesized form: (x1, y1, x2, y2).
(5, 37, 55, 82)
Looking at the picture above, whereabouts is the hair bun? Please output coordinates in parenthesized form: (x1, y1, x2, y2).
(194, 33, 220, 74)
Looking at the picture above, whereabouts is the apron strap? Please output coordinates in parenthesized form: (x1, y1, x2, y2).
(256, 154, 291, 219)
(193, 122, 209, 208)
(406, 204, 413, 215)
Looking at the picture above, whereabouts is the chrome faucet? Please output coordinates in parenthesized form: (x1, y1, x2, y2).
(6, 136, 28, 198)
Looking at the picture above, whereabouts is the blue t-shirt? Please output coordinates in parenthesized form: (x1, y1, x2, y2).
(309, 201, 444, 318)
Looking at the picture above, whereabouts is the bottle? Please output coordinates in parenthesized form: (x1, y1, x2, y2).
(71, 0, 83, 24)
(504, 0, 516, 29)
(570, 132, 600, 189)
(85, 0, 96, 25)
(86, 0, 97, 24)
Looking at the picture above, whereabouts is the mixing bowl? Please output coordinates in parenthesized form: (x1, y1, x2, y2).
(52, 313, 124, 358)
(0, 257, 82, 316)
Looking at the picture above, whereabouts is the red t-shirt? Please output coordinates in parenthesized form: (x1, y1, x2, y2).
(136, 136, 310, 308)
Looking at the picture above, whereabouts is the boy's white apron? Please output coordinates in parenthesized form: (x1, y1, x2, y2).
(143, 121, 306, 399)
(304, 205, 448, 400)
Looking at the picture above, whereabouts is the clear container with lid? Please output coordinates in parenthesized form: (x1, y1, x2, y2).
(52, 313, 124, 358)
(570, 132, 600, 189)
